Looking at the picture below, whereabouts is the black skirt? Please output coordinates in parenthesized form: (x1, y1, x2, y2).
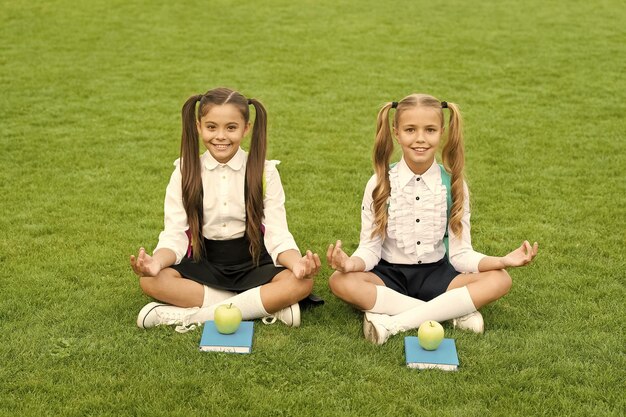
(169, 236, 285, 291)
(371, 257, 460, 301)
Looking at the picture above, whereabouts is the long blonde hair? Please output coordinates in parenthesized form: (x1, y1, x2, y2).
(179, 87, 268, 264)
(371, 93, 466, 239)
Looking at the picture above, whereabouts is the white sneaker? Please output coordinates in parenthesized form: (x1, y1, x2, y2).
(363, 312, 392, 345)
(136, 302, 198, 329)
(452, 311, 484, 334)
(262, 303, 301, 327)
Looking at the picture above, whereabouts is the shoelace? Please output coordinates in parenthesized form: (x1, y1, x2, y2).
(154, 307, 200, 333)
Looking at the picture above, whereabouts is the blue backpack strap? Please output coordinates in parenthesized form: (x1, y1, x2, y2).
(439, 164, 452, 257)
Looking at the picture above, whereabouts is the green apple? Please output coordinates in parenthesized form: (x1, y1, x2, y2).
(214, 303, 242, 334)
(417, 320, 444, 350)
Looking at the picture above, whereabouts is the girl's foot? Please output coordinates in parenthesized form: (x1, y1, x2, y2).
(452, 311, 484, 334)
(136, 302, 199, 329)
(262, 303, 301, 327)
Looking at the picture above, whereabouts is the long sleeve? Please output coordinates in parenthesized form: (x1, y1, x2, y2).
(447, 183, 486, 273)
(154, 160, 190, 264)
(352, 175, 383, 271)
(261, 161, 300, 266)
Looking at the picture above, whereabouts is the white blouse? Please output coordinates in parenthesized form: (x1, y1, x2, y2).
(352, 158, 485, 273)
(154, 147, 299, 266)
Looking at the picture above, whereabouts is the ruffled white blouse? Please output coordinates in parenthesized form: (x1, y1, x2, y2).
(352, 158, 485, 273)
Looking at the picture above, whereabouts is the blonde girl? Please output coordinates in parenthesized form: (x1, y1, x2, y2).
(327, 93, 538, 344)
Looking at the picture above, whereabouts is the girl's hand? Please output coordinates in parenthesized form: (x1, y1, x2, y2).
(292, 250, 321, 280)
(326, 240, 358, 273)
(502, 240, 538, 268)
(130, 247, 162, 277)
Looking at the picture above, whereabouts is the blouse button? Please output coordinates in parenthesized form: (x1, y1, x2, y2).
(416, 177, 421, 182)
(415, 196, 420, 201)
(415, 219, 420, 223)
(222, 223, 226, 227)
(417, 241, 421, 245)
(417, 260, 422, 264)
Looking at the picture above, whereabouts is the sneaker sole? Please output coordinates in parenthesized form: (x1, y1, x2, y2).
(136, 302, 166, 329)
(289, 303, 301, 327)
(363, 314, 382, 345)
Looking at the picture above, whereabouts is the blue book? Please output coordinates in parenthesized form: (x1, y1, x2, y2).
(405, 337, 459, 371)
(199, 321, 254, 354)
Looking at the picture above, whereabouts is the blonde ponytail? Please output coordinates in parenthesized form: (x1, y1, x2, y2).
(371, 102, 395, 239)
(441, 101, 465, 237)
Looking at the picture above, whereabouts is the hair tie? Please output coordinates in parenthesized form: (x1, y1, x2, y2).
(247, 99, 253, 105)
(391, 101, 398, 109)
(441, 101, 448, 109)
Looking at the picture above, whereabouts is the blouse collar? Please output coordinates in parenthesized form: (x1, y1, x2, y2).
(397, 157, 441, 192)
(202, 147, 246, 171)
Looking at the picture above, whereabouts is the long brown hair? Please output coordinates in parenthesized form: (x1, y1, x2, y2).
(179, 87, 268, 263)
(371, 93, 466, 239)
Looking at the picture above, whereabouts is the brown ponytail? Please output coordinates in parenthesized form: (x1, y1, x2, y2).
(244, 98, 268, 265)
(180, 94, 205, 262)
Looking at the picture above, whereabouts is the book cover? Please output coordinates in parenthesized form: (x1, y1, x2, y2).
(199, 321, 254, 354)
(405, 337, 459, 371)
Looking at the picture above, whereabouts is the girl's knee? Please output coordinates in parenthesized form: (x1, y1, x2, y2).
(283, 271, 314, 300)
(303, 278, 314, 297)
(495, 270, 512, 296)
(328, 271, 345, 295)
(139, 276, 155, 297)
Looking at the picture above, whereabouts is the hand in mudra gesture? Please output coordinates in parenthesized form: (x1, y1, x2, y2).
(502, 240, 539, 268)
(326, 240, 359, 273)
(130, 247, 161, 277)
(292, 250, 322, 279)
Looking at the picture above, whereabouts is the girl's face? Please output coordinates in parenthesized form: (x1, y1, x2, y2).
(197, 104, 250, 163)
(393, 106, 443, 175)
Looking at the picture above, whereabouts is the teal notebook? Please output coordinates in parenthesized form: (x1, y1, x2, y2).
(199, 321, 254, 354)
(405, 337, 459, 371)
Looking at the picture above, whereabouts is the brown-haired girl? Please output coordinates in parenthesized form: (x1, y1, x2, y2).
(130, 87, 320, 331)
(327, 93, 538, 344)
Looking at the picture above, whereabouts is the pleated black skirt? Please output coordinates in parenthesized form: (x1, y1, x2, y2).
(169, 236, 285, 291)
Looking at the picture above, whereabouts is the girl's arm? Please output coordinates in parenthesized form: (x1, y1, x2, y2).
(153, 160, 192, 264)
(478, 240, 539, 271)
(261, 161, 320, 279)
(347, 175, 383, 271)
(448, 182, 487, 272)
(260, 162, 301, 266)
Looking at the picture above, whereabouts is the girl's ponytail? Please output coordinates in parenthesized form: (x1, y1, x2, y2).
(245, 98, 268, 265)
(180, 94, 205, 262)
(441, 101, 465, 237)
(371, 102, 395, 239)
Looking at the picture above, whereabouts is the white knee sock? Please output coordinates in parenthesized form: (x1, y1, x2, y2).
(186, 286, 268, 325)
(382, 287, 476, 335)
(202, 285, 236, 308)
(366, 286, 425, 315)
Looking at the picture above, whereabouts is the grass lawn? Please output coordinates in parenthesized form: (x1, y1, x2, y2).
(1, 0, 624, 416)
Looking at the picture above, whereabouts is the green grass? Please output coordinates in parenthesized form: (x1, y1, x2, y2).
(1, 0, 625, 415)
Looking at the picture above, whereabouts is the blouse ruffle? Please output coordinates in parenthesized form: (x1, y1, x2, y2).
(386, 164, 449, 257)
